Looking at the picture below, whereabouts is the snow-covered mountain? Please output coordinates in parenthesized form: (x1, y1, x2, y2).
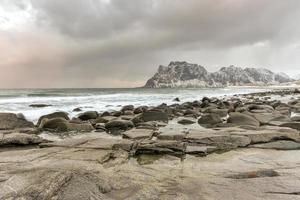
(144, 61, 294, 88)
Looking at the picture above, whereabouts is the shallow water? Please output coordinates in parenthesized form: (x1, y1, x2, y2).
(0, 87, 269, 123)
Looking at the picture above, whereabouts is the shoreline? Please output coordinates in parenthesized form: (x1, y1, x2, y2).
(0, 88, 300, 199)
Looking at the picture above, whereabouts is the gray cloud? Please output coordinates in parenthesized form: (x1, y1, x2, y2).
(0, 0, 300, 88)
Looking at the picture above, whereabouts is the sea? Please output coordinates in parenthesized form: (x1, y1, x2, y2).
(0, 87, 271, 123)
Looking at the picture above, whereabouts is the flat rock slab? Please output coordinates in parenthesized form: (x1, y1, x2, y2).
(251, 140, 300, 150)
(136, 140, 186, 155)
(0, 132, 44, 146)
(122, 128, 154, 140)
(185, 145, 217, 155)
(157, 126, 188, 140)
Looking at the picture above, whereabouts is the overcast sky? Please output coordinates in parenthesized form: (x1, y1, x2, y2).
(1, 0, 300, 88)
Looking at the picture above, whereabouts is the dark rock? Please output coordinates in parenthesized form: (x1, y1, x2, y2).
(111, 111, 122, 117)
(37, 112, 69, 126)
(29, 104, 52, 108)
(105, 120, 134, 135)
(78, 111, 98, 121)
(177, 118, 196, 125)
(227, 112, 260, 127)
(291, 116, 300, 122)
(0, 113, 34, 130)
(72, 107, 82, 112)
(40, 117, 94, 132)
(198, 114, 222, 128)
(203, 108, 228, 117)
(173, 97, 180, 102)
(135, 140, 186, 155)
(133, 106, 148, 114)
(121, 105, 134, 112)
(141, 111, 168, 122)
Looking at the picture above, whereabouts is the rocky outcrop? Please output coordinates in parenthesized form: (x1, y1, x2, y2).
(144, 61, 294, 88)
(0, 113, 34, 130)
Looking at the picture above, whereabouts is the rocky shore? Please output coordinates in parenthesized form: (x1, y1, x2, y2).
(1, 89, 300, 199)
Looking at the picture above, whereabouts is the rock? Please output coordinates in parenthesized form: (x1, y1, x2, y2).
(72, 107, 82, 112)
(40, 118, 94, 132)
(291, 116, 300, 121)
(37, 111, 70, 126)
(251, 140, 300, 150)
(111, 111, 122, 117)
(279, 122, 300, 130)
(173, 97, 180, 102)
(227, 112, 260, 127)
(94, 123, 106, 132)
(157, 127, 187, 140)
(121, 105, 134, 112)
(185, 145, 217, 155)
(198, 113, 222, 128)
(226, 169, 279, 179)
(141, 111, 168, 122)
(0, 113, 34, 130)
(203, 108, 228, 117)
(122, 128, 154, 140)
(177, 118, 196, 125)
(123, 110, 134, 115)
(0, 132, 44, 146)
(135, 140, 186, 155)
(105, 120, 134, 134)
(29, 104, 52, 108)
(133, 106, 148, 114)
(78, 111, 98, 121)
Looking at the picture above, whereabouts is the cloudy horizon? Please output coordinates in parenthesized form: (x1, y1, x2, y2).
(1, 0, 300, 88)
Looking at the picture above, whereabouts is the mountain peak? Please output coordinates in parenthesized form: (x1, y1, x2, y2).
(144, 61, 294, 88)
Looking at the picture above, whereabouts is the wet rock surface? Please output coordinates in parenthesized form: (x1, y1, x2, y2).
(1, 89, 300, 199)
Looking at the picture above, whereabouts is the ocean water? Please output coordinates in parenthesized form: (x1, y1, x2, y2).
(0, 88, 268, 123)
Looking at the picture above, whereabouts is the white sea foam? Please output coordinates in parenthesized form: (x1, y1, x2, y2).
(0, 88, 269, 123)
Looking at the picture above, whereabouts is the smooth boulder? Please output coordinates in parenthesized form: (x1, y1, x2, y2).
(198, 114, 222, 128)
(227, 112, 260, 127)
(37, 112, 69, 126)
(78, 111, 98, 121)
(0, 113, 34, 130)
(105, 119, 134, 134)
(40, 118, 94, 132)
(141, 111, 168, 122)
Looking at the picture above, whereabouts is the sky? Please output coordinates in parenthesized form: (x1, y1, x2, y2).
(0, 0, 300, 88)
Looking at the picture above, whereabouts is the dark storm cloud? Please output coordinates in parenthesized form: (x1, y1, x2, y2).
(0, 0, 300, 87)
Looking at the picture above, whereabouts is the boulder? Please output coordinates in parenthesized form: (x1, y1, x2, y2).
(72, 107, 82, 112)
(203, 108, 228, 118)
(291, 116, 300, 122)
(105, 119, 134, 134)
(173, 97, 180, 102)
(177, 118, 196, 125)
(78, 111, 98, 121)
(141, 111, 168, 122)
(122, 128, 154, 140)
(40, 118, 94, 132)
(29, 104, 52, 108)
(0, 113, 34, 130)
(121, 105, 134, 112)
(0, 132, 44, 146)
(227, 112, 260, 127)
(198, 114, 222, 128)
(37, 112, 69, 126)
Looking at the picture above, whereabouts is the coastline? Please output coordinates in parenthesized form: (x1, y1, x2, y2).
(0, 88, 300, 199)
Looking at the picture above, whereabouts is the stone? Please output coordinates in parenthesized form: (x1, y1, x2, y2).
(198, 113, 222, 128)
(133, 106, 148, 114)
(157, 127, 187, 140)
(226, 169, 279, 179)
(141, 111, 168, 122)
(251, 140, 300, 150)
(122, 128, 154, 140)
(40, 118, 94, 132)
(203, 108, 228, 117)
(279, 122, 300, 130)
(227, 112, 260, 127)
(291, 116, 300, 121)
(173, 97, 180, 102)
(72, 107, 82, 112)
(185, 145, 217, 155)
(0, 132, 44, 146)
(136, 140, 186, 155)
(105, 119, 134, 134)
(78, 111, 98, 120)
(37, 111, 69, 126)
(177, 118, 196, 125)
(29, 104, 52, 108)
(121, 105, 134, 112)
(0, 113, 34, 130)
